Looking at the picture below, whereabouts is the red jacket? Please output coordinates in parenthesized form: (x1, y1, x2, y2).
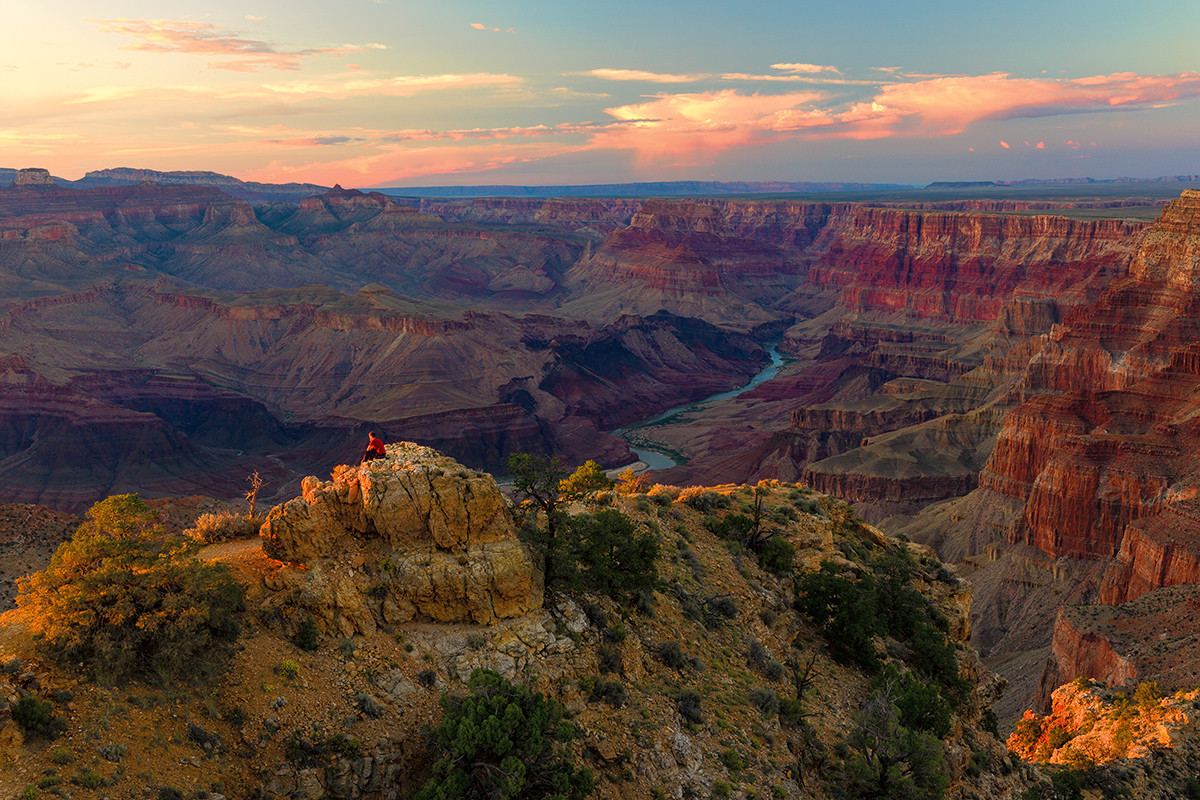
(367, 436, 385, 455)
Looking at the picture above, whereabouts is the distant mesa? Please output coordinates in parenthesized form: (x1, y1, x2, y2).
(12, 167, 56, 187)
(73, 166, 329, 204)
(925, 181, 998, 189)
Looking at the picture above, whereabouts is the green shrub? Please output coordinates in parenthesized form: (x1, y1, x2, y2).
(758, 536, 796, 576)
(50, 747, 73, 765)
(704, 513, 755, 542)
(416, 669, 593, 800)
(779, 697, 806, 727)
(836, 690, 947, 800)
(720, 748, 745, 772)
(12, 696, 66, 741)
(680, 489, 731, 512)
(981, 707, 999, 738)
(1134, 680, 1162, 712)
(73, 770, 104, 789)
(588, 677, 628, 708)
(560, 510, 660, 604)
(873, 664, 951, 737)
(794, 562, 881, 672)
(280, 660, 300, 680)
(597, 645, 622, 675)
(16, 494, 243, 685)
(294, 616, 321, 651)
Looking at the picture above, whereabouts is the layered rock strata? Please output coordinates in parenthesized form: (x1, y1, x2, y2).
(1038, 582, 1200, 706)
(260, 443, 541, 635)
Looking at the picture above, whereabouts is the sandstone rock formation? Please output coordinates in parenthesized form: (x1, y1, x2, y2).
(259, 443, 541, 635)
(1009, 680, 1198, 765)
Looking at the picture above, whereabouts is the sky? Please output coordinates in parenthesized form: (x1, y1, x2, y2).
(3, 1, 1200, 188)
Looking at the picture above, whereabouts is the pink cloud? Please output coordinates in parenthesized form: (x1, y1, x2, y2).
(861, 71, 1200, 136)
(470, 22, 516, 33)
(241, 141, 579, 185)
(770, 63, 841, 75)
(1000, 141, 1011, 149)
(582, 68, 707, 83)
(92, 18, 384, 71)
(585, 70, 1200, 160)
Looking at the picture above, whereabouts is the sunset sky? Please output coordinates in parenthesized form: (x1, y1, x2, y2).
(4, 1, 1200, 188)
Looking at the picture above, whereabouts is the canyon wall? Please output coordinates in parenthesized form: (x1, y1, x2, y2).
(896, 191, 1200, 711)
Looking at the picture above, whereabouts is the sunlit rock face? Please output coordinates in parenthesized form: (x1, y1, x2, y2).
(259, 443, 542, 637)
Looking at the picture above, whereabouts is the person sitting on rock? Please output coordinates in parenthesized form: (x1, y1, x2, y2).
(362, 431, 386, 463)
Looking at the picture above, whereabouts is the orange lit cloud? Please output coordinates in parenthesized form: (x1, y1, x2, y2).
(92, 18, 387, 71)
(260, 72, 522, 97)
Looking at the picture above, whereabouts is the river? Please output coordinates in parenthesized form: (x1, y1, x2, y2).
(610, 344, 784, 471)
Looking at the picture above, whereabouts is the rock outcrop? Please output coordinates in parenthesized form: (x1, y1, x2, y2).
(259, 443, 541, 635)
(1008, 680, 1198, 765)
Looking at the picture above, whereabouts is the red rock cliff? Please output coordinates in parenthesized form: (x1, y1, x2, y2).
(978, 192, 1200, 563)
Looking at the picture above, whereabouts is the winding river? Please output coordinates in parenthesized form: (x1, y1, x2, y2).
(610, 344, 784, 471)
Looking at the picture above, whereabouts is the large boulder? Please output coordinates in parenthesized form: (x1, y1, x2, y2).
(260, 443, 541, 635)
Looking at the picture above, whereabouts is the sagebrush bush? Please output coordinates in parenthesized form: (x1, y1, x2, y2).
(658, 641, 688, 669)
(677, 487, 731, 511)
(17, 494, 244, 685)
(751, 688, 781, 716)
(186, 511, 264, 544)
(648, 484, 678, 505)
